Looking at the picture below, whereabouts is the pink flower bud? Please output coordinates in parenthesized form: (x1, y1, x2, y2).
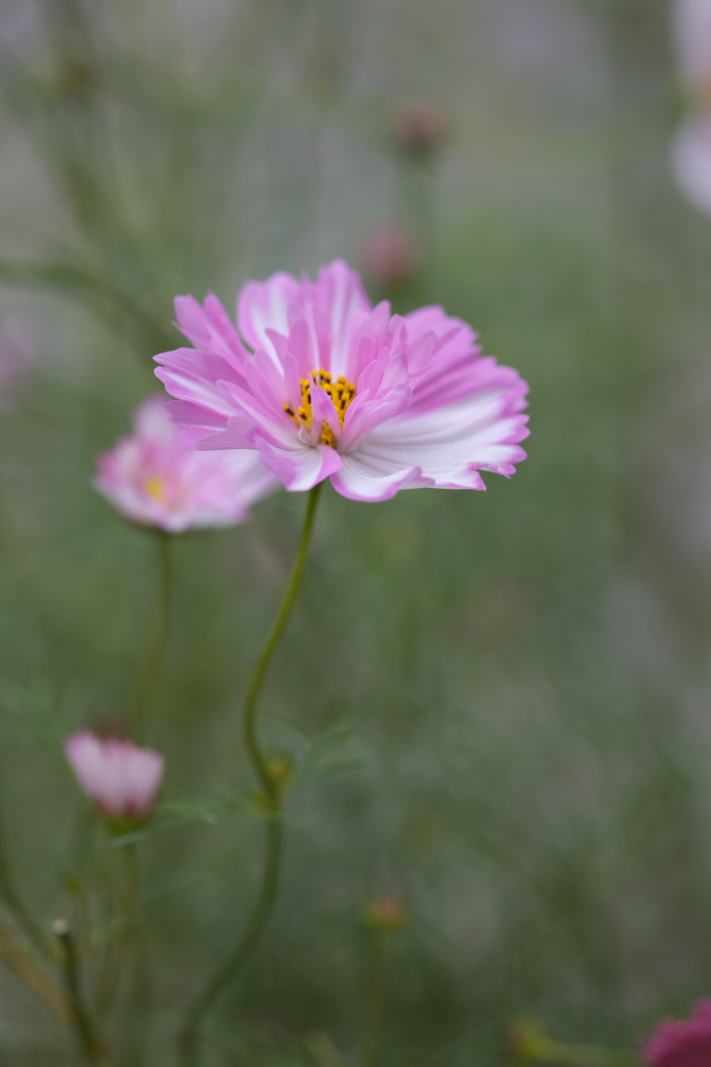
(365, 895, 407, 931)
(391, 101, 449, 158)
(361, 225, 421, 287)
(64, 731, 164, 822)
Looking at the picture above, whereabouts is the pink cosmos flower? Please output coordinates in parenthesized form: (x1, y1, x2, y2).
(154, 260, 529, 503)
(94, 395, 276, 531)
(64, 731, 164, 821)
(644, 1000, 711, 1067)
(672, 0, 711, 214)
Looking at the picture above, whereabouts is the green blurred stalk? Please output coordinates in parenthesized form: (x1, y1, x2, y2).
(133, 531, 174, 735)
(54, 918, 105, 1064)
(0, 258, 174, 358)
(179, 483, 323, 1067)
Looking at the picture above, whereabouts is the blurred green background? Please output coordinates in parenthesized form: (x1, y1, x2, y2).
(2, 1, 711, 1064)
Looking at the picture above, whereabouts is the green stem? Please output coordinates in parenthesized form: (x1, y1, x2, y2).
(179, 483, 323, 1067)
(0, 797, 48, 960)
(360, 933, 394, 1067)
(0, 258, 174, 357)
(95, 843, 138, 1019)
(305, 1032, 349, 1067)
(528, 1040, 638, 1067)
(133, 532, 173, 734)
(54, 919, 104, 1064)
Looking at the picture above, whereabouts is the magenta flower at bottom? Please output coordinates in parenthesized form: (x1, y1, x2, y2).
(154, 260, 529, 502)
(645, 1001, 711, 1067)
(65, 732, 164, 822)
(94, 395, 276, 532)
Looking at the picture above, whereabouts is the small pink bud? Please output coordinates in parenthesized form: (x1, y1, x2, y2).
(365, 895, 407, 931)
(361, 226, 421, 288)
(64, 731, 164, 823)
(391, 100, 449, 158)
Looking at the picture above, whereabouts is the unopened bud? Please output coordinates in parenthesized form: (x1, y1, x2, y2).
(365, 895, 407, 931)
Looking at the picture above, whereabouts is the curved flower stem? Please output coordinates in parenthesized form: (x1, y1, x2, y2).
(133, 531, 173, 735)
(54, 919, 105, 1064)
(179, 482, 323, 1067)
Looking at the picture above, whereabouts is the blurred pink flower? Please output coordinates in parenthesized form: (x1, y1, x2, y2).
(94, 395, 276, 531)
(672, 0, 711, 213)
(391, 100, 449, 157)
(674, 0, 711, 93)
(64, 731, 164, 821)
(361, 225, 421, 286)
(0, 318, 37, 411)
(672, 116, 711, 214)
(154, 260, 529, 503)
(645, 1000, 711, 1067)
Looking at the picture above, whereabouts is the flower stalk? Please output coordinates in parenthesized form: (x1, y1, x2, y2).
(54, 918, 104, 1065)
(133, 530, 173, 733)
(179, 482, 323, 1067)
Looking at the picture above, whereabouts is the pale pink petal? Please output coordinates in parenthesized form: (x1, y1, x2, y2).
(174, 293, 247, 370)
(672, 116, 711, 216)
(255, 435, 342, 492)
(357, 383, 529, 489)
(238, 272, 302, 365)
(133, 395, 176, 441)
(330, 452, 429, 502)
(674, 0, 711, 86)
(309, 260, 371, 378)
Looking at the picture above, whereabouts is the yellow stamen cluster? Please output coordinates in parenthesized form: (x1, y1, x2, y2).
(283, 368, 356, 447)
(144, 475, 166, 503)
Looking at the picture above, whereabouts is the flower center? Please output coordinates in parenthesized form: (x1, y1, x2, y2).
(144, 475, 167, 503)
(283, 368, 356, 447)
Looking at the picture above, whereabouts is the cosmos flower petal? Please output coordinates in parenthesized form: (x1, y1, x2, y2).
(238, 272, 303, 365)
(174, 293, 247, 369)
(255, 434, 342, 492)
(360, 385, 530, 487)
(330, 452, 430, 502)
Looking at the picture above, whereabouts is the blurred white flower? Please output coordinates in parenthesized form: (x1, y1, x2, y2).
(672, 115, 711, 215)
(674, 0, 711, 90)
(672, 0, 711, 214)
